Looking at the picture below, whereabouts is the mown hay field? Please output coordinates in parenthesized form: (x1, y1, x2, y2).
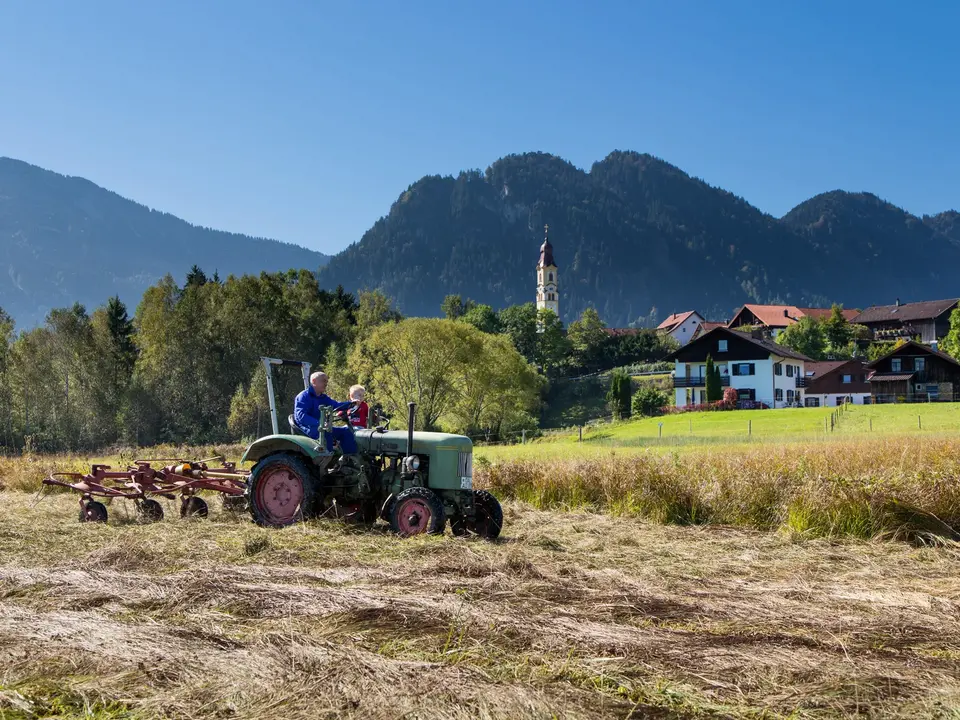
(1, 493, 959, 719)
(2, 411, 960, 717)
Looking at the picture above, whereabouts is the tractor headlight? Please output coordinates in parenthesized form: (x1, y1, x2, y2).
(403, 455, 420, 473)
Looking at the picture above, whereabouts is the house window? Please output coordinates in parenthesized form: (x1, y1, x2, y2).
(891, 358, 902, 372)
(805, 397, 820, 407)
(718, 339, 728, 352)
(915, 357, 925, 372)
(775, 363, 783, 376)
(841, 375, 851, 384)
(787, 389, 795, 404)
(775, 388, 783, 402)
(732, 363, 755, 376)
(548, 272, 553, 281)
(835, 396, 844, 406)
(737, 388, 756, 401)
(786, 365, 794, 378)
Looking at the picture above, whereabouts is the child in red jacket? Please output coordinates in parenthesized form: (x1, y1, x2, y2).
(348, 385, 369, 428)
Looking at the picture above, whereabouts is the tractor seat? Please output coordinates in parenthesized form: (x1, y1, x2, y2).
(288, 414, 309, 437)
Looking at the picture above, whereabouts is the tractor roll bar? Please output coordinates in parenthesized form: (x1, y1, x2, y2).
(261, 357, 312, 436)
(407, 402, 416, 458)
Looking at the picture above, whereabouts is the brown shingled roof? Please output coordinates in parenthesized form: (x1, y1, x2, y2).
(852, 298, 959, 325)
(665, 326, 813, 362)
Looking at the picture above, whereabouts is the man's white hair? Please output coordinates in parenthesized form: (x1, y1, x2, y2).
(310, 371, 327, 383)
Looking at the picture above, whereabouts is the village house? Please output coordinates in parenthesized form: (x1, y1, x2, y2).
(727, 304, 859, 338)
(656, 311, 704, 346)
(802, 360, 872, 407)
(665, 327, 811, 409)
(852, 298, 959, 344)
(867, 341, 960, 403)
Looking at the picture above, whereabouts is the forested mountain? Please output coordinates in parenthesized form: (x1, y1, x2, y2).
(0, 158, 329, 328)
(4, 152, 957, 330)
(320, 151, 960, 326)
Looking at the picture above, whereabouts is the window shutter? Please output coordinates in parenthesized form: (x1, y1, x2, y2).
(749, 364, 755, 375)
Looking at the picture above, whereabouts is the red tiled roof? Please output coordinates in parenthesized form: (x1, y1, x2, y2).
(852, 298, 959, 325)
(798, 307, 860, 322)
(603, 328, 639, 337)
(657, 310, 697, 331)
(730, 304, 858, 328)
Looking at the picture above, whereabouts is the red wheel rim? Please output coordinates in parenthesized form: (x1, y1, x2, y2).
(256, 465, 304, 522)
(396, 498, 432, 535)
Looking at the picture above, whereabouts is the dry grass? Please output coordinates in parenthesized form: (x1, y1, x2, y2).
(0, 443, 247, 493)
(478, 436, 960, 542)
(0, 493, 959, 718)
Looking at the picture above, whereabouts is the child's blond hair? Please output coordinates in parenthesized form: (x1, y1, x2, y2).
(348, 384, 366, 400)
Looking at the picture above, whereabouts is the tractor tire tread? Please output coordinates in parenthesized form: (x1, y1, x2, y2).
(246, 452, 317, 528)
(390, 486, 446, 537)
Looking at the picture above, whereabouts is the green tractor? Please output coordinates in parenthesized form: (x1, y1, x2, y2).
(239, 357, 502, 538)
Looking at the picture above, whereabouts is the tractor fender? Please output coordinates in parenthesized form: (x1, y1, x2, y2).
(241, 434, 332, 465)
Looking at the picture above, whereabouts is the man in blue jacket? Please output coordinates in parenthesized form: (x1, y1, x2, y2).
(294, 371, 360, 457)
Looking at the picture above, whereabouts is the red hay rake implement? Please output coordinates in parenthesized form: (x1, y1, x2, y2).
(42, 457, 250, 524)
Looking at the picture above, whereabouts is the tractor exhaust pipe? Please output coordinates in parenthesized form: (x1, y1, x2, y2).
(407, 402, 416, 457)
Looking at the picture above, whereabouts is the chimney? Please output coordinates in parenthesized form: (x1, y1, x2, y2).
(896, 298, 901, 307)
(783, 309, 789, 317)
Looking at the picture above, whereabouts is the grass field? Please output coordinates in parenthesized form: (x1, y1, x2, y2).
(2, 405, 960, 717)
(479, 403, 960, 461)
(1, 493, 959, 719)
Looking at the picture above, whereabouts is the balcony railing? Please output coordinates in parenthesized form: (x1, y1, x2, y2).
(795, 377, 807, 388)
(673, 375, 731, 388)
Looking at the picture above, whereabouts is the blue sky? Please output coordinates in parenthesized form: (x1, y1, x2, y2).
(1, 0, 957, 255)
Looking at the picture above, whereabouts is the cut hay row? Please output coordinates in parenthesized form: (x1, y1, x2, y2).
(1, 494, 959, 718)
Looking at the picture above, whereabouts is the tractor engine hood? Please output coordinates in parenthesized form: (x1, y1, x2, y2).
(353, 429, 472, 458)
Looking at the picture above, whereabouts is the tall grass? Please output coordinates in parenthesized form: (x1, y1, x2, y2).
(476, 436, 960, 541)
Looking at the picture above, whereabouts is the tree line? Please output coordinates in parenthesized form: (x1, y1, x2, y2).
(0, 269, 678, 453)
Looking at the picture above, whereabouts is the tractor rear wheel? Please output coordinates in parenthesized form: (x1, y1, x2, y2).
(247, 453, 317, 528)
(390, 487, 445, 537)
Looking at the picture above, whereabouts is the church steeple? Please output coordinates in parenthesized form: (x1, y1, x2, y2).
(536, 224, 559, 318)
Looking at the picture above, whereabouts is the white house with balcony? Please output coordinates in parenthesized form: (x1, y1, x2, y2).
(665, 327, 812, 408)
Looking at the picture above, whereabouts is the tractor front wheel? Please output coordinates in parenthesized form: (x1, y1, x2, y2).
(390, 487, 445, 537)
(247, 453, 317, 528)
(452, 491, 503, 540)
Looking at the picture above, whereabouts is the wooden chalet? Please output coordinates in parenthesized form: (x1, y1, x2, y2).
(866, 341, 960, 403)
(852, 298, 959, 343)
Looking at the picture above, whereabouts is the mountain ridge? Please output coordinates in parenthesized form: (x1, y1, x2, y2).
(3, 152, 957, 330)
(319, 150, 959, 325)
(0, 157, 329, 328)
